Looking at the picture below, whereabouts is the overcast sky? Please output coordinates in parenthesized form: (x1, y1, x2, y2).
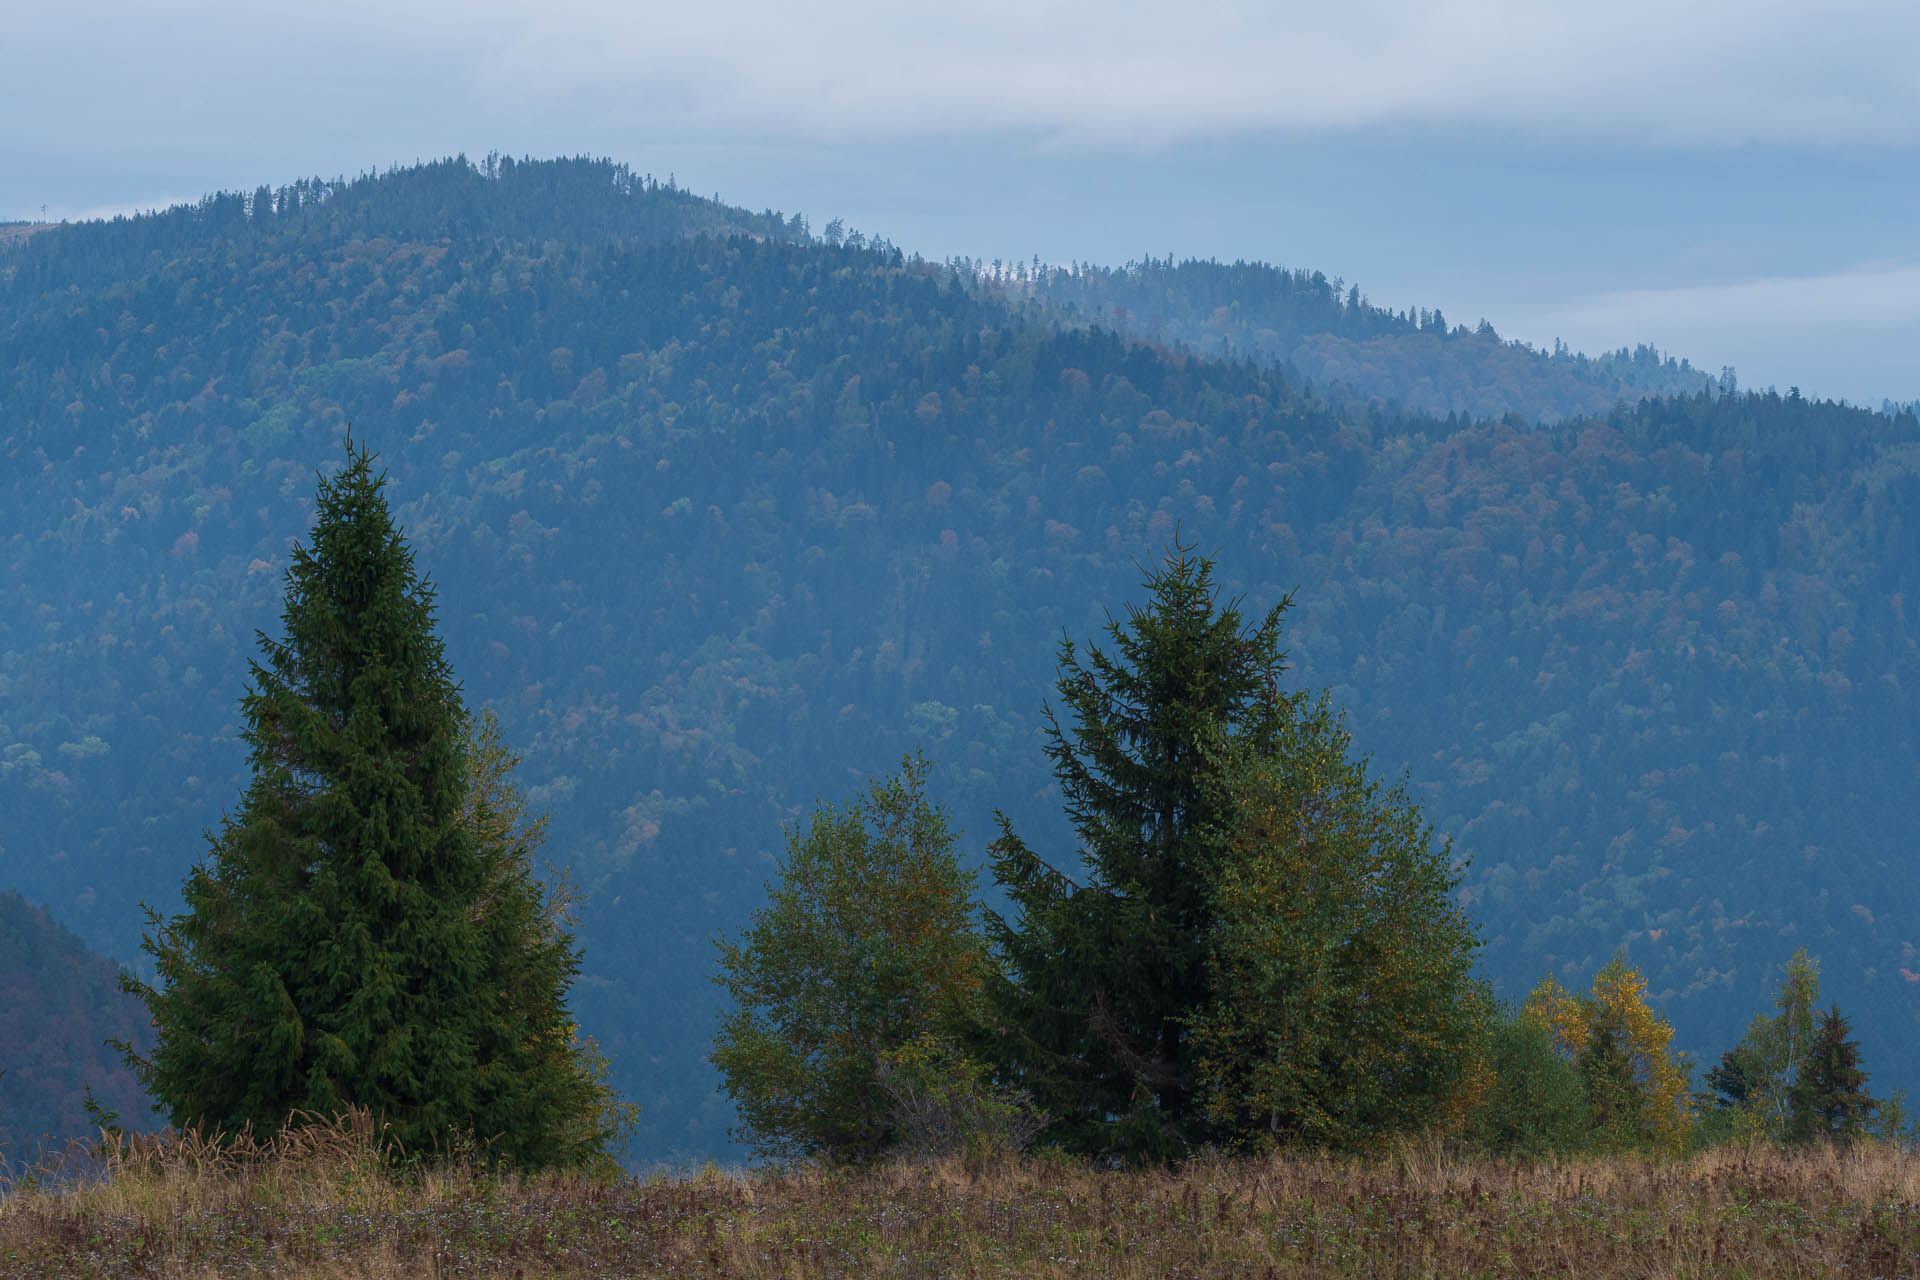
(4, 0, 1916, 404)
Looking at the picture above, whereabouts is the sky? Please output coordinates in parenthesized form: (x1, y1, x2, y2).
(4, 0, 1916, 405)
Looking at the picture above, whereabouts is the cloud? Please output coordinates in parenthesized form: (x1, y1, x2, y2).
(4, 3, 1914, 407)
(1552, 262, 1920, 331)
(4, 0, 1920, 156)
(1507, 262, 1920, 404)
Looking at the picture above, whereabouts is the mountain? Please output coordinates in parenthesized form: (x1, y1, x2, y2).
(3, 157, 1917, 1158)
(995, 256, 1712, 422)
(0, 890, 151, 1158)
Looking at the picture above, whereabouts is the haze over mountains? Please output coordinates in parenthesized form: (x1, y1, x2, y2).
(3, 157, 1917, 1159)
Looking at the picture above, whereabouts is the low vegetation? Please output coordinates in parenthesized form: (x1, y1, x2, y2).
(5, 1115, 1920, 1277)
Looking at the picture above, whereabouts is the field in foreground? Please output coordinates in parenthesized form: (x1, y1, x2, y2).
(5, 1123, 1920, 1277)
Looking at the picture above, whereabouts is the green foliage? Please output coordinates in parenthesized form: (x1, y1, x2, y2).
(1760, 950, 1823, 1134)
(1705, 1048, 1756, 1109)
(711, 754, 988, 1162)
(79, 1084, 124, 1141)
(1466, 1006, 1589, 1157)
(1708, 950, 1825, 1144)
(874, 1032, 1049, 1162)
(1189, 694, 1485, 1151)
(989, 541, 1292, 1159)
(1787, 1006, 1874, 1147)
(1578, 1018, 1650, 1152)
(122, 442, 617, 1170)
(992, 543, 1482, 1159)
(1870, 1088, 1913, 1145)
(1526, 959, 1694, 1153)
(461, 710, 638, 1174)
(1699, 955, 1894, 1151)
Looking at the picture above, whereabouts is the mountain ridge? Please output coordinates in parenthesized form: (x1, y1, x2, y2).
(987, 255, 1713, 422)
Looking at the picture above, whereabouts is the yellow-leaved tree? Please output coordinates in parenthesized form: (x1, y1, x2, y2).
(1524, 957, 1692, 1153)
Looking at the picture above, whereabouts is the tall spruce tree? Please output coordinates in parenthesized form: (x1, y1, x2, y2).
(1789, 1005, 1874, 1146)
(124, 442, 617, 1168)
(988, 540, 1293, 1158)
(992, 541, 1484, 1159)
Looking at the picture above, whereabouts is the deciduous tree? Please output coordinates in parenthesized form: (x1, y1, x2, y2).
(1705, 949, 1821, 1144)
(1525, 958, 1693, 1152)
(1466, 1005, 1587, 1157)
(711, 753, 991, 1162)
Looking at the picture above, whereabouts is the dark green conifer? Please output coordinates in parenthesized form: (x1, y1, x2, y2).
(1577, 1016, 1648, 1150)
(1705, 1048, 1755, 1109)
(1789, 1005, 1874, 1146)
(989, 540, 1292, 1158)
(124, 441, 619, 1169)
(992, 541, 1483, 1160)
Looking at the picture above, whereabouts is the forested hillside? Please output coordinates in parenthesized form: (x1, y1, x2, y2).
(0, 890, 150, 1156)
(1004, 257, 1713, 422)
(3, 157, 1917, 1158)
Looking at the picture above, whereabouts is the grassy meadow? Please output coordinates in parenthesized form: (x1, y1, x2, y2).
(4, 1118, 1920, 1277)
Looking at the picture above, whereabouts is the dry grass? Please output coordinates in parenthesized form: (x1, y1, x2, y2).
(6, 1119, 1920, 1277)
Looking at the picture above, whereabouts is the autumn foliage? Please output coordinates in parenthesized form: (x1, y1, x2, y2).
(1525, 958, 1693, 1153)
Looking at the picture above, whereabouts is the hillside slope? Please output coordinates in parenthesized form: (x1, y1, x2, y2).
(1013, 256, 1712, 422)
(0, 891, 151, 1156)
(3, 157, 1916, 1157)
